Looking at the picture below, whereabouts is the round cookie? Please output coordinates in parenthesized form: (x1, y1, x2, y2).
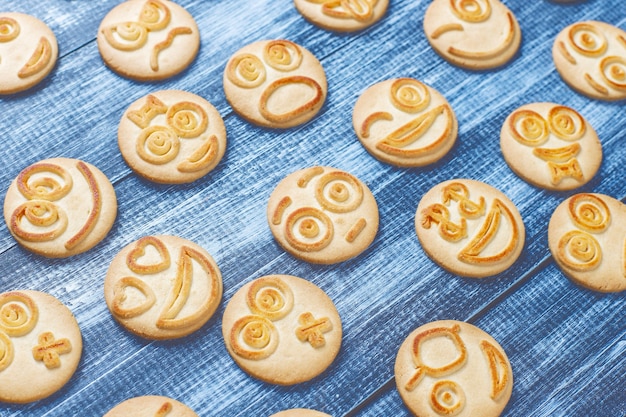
(104, 235, 222, 340)
(414, 179, 525, 278)
(500, 102, 602, 191)
(222, 275, 342, 385)
(293, 0, 388, 32)
(270, 409, 332, 417)
(104, 395, 199, 417)
(548, 193, 626, 293)
(267, 166, 379, 264)
(96, 0, 200, 81)
(395, 320, 513, 417)
(223, 39, 327, 129)
(0, 12, 58, 95)
(118, 90, 227, 184)
(352, 77, 458, 167)
(0, 290, 82, 404)
(552, 20, 626, 101)
(423, 0, 521, 70)
(3, 157, 118, 258)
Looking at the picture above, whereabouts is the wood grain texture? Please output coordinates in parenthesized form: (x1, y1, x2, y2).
(0, 0, 624, 416)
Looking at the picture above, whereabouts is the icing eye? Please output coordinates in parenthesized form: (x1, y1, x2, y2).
(136, 125, 180, 164)
(285, 207, 334, 252)
(230, 315, 278, 360)
(568, 23, 607, 57)
(263, 40, 302, 71)
(0, 292, 39, 337)
(0, 17, 20, 42)
(568, 193, 611, 233)
(17, 163, 73, 201)
(247, 277, 294, 320)
(548, 106, 585, 141)
(430, 380, 466, 416)
(509, 109, 549, 146)
(226, 53, 266, 88)
(166, 101, 208, 138)
(138, 0, 171, 31)
(600, 56, 626, 90)
(450, 0, 491, 23)
(102, 22, 148, 51)
(315, 171, 364, 213)
(390, 78, 431, 113)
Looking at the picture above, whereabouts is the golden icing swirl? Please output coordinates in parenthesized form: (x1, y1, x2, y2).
(449, 0, 491, 23)
(230, 315, 278, 360)
(548, 106, 586, 141)
(0, 292, 39, 337)
(568, 194, 611, 233)
(263, 40, 302, 71)
(600, 56, 626, 90)
(557, 230, 602, 271)
(138, 0, 171, 31)
(17, 163, 73, 201)
(166, 101, 208, 138)
(247, 276, 294, 321)
(315, 171, 364, 213)
(509, 109, 549, 147)
(102, 22, 149, 51)
(0, 17, 20, 42)
(0, 332, 13, 372)
(136, 125, 180, 164)
(430, 380, 466, 416)
(10, 200, 68, 242)
(285, 207, 334, 252)
(226, 53, 266, 88)
(568, 23, 607, 57)
(390, 78, 430, 114)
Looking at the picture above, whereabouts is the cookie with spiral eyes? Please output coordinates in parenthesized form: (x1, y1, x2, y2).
(104, 395, 199, 417)
(394, 320, 513, 417)
(552, 21, 626, 101)
(414, 179, 525, 278)
(97, 0, 200, 81)
(104, 235, 223, 339)
(270, 409, 332, 417)
(118, 90, 227, 184)
(0, 290, 82, 404)
(423, 0, 522, 70)
(223, 39, 327, 129)
(0, 12, 58, 95)
(267, 166, 379, 264)
(293, 0, 388, 32)
(222, 274, 342, 385)
(500, 102, 602, 191)
(352, 77, 458, 167)
(3, 157, 117, 258)
(548, 193, 626, 293)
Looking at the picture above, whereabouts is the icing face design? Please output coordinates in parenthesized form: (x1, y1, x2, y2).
(555, 22, 626, 99)
(305, 0, 379, 23)
(226, 40, 325, 127)
(228, 276, 333, 360)
(0, 292, 72, 371)
(403, 323, 511, 415)
(0, 16, 53, 80)
(9, 161, 103, 252)
(101, 0, 193, 73)
(110, 236, 221, 332)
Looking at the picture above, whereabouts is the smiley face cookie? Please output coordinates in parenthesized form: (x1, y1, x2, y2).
(423, 0, 521, 70)
(415, 179, 525, 278)
(222, 275, 342, 385)
(500, 103, 602, 191)
(352, 78, 458, 167)
(3, 158, 117, 258)
(267, 166, 379, 264)
(553, 21, 626, 101)
(118, 90, 227, 184)
(548, 193, 626, 293)
(223, 39, 327, 129)
(0, 13, 58, 95)
(0, 290, 82, 404)
(97, 0, 200, 81)
(293, 0, 388, 32)
(104, 235, 223, 339)
(104, 395, 199, 417)
(270, 409, 332, 417)
(395, 320, 513, 417)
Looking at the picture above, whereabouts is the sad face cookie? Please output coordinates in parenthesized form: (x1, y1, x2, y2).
(548, 193, 626, 293)
(423, 0, 521, 70)
(222, 275, 342, 385)
(3, 158, 117, 258)
(97, 0, 200, 81)
(223, 39, 327, 129)
(415, 179, 525, 278)
(500, 102, 602, 191)
(118, 90, 227, 184)
(293, 0, 388, 32)
(395, 320, 513, 417)
(553, 20, 626, 101)
(352, 77, 458, 167)
(267, 166, 379, 264)
(0, 12, 58, 94)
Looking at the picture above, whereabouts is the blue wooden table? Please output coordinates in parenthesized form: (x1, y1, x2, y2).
(0, 0, 624, 416)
